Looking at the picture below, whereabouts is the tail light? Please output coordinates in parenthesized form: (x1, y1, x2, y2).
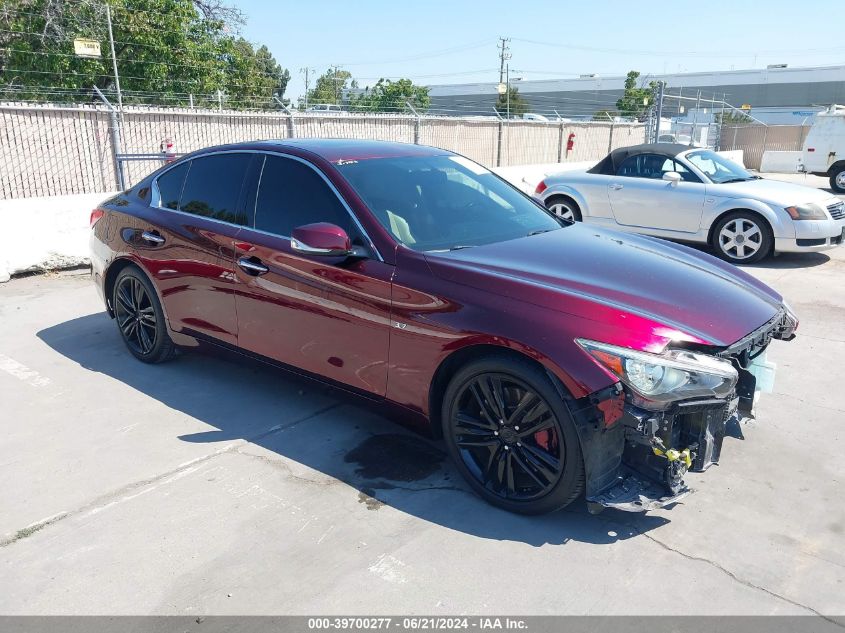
(534, 180, 548, 195)
(90, 208, 105, 227)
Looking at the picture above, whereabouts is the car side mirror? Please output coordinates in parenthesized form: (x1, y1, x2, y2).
(291, 222, 354, 257)
(663, 171, 682, 185)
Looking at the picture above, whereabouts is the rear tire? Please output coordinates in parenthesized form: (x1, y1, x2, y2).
(112, 266, 176, 364)
(831, 165, 845, 194)
(711, 211, 772, 265)
(545, 196, 582, 223)
(441, 355, 584, 514)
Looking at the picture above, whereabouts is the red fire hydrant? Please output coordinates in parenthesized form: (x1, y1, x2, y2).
(566, 132, 576, 157)
(160, 138, 176, 163)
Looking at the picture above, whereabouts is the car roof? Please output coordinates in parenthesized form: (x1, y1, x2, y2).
(587, 142, 695, 175)
(254, 138, 452, 162)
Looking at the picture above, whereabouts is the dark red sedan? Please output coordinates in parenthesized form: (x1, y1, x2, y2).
(90, 139, 797, 514)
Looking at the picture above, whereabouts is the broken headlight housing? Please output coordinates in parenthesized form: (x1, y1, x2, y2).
(576, 339, 738, 410)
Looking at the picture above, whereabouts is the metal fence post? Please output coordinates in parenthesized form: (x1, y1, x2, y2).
(93, 86, 125, 190)
(607, 122, 615, 154)
(406, 101, 421, 144)
(732, 125, 739, 150)
(761, 125, 769, 157)
(274, 97, 296, 138)
(494, 108, 504, 167)
(556, 121, 564, 162)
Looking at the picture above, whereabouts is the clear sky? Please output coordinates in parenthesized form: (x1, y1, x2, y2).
(234, 0, 841, 101)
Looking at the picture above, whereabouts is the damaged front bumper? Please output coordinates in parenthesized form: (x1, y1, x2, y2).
(570, 307, 798, 513)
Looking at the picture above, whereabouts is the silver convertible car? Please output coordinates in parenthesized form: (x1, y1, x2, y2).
(533, 143, 845, 264)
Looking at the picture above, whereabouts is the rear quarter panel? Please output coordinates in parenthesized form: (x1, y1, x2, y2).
(540, 172, 614, 220)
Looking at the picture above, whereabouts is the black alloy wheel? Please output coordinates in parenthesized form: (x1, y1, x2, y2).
(442, 356, 584, 514)
(112, 267, 176, 363)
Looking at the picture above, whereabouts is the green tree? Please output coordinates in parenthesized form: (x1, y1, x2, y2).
(715, 110, 752, 125)
(0, 0, 289, 109)
(494, 86, 528, 118)
(350, 78, 430, 113)
(615, 71, 658, 119)
(305, 68, 352, 106)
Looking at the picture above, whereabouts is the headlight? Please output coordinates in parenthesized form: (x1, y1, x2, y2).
(576, 339, 738, 410)
(785, 203, 827, 220)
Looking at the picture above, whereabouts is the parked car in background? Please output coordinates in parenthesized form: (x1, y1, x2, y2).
(801, 104, 845, 192)
(535, 143, 845, 264)
(90, 139, 797, 515)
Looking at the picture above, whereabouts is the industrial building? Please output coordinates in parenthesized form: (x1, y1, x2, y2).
(427, 64, 845, 124)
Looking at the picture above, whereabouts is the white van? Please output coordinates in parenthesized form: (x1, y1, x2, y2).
(802, 104, 845, 192)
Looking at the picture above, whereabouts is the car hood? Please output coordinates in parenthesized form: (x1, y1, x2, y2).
(424, 225, 783, 348)
(711, 178, 840, 207)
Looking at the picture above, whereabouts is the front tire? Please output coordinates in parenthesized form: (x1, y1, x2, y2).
(112, 266, 176, 363)
(545, 196, 582, 223)
(441, 355, 585, 514)
(711, 211, 772, 264)
(831, 165, 845, 194)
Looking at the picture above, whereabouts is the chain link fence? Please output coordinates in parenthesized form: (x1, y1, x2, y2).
(0, 102, 646, 199)
(719, 124, 811, 170)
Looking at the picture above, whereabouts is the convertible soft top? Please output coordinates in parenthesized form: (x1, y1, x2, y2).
(587, 143, 692, 175)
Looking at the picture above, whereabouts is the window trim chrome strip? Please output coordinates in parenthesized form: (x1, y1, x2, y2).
(149, 148, 384, 262)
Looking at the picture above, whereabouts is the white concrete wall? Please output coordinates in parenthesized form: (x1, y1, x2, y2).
(760, 151, 802, 173)
(492, 161, 595, 193)
(0, 192, 116, 282)
(718, 149, 745, 168)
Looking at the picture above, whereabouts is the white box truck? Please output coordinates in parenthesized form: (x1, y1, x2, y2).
(802, 104, 845, 193)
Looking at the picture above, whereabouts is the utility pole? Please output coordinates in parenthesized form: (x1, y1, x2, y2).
(300, 67, 314, 109)
(497, 37, 511, 85)
(105, 4, 122, 114)
(332, 65, 342, 105)
(654, 81, 665, 143)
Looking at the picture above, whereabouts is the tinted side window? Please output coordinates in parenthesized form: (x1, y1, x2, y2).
(179, 154, 251, 224)
(156, 161, 188, 209)
(617, 154, 673, 179)
(254, 156, 354, 237)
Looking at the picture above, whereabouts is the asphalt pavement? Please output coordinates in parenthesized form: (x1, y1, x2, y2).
(1, 230, 844, 616)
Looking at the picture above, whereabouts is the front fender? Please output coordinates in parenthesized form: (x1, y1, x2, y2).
(706, 197, 794, 239)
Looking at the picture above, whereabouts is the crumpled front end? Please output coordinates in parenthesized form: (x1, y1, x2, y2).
(568, 307, 798, 513)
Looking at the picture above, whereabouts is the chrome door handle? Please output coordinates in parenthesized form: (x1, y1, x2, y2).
(237, 257, 269, 275)
(609, 183, 624, 190)
(141, 230, 165, 244)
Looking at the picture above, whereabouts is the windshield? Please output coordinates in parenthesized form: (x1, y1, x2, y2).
(335, 154, 562, 252)
(684, 150, 756, 184)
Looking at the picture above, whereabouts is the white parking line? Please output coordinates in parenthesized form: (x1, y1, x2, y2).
(0, 354, 51, 387)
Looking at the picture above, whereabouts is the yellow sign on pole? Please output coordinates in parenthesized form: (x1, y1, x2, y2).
(73, 38, 102, 58)
(740, 103, 752, 111)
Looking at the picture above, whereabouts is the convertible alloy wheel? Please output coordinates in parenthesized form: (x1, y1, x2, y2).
(715, 215, 769, 263)
(546, 197, 581, 222)
(442, 358, 585, 514)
